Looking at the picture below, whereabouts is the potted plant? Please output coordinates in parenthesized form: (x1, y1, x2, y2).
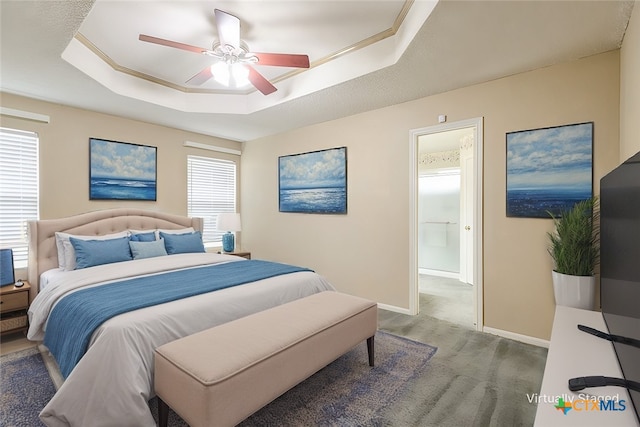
(547, 196, 599, 310)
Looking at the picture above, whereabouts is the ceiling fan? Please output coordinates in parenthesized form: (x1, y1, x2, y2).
(139, 9, 310, 95)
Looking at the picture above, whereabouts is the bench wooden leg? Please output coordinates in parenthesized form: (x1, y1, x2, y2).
(158, 396, 169, 427)
(367, 335, 375, 367)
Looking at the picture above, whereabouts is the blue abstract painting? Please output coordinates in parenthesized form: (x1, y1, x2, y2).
(279, 147, 347, 214)
(90, 138, 157, 201)
(506, 122, 593, 218)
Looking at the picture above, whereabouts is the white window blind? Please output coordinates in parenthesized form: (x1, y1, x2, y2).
(187, 155, 236, 244)
(0, 128, 39, 266)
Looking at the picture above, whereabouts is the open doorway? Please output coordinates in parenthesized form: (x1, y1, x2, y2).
(409, 118, 483, 331)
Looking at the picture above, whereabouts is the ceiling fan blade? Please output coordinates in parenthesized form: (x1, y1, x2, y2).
(252, 53, 310, 68)
(139, 34, 210, 55)
(246, 65, 277, 95)
(214, 9, 240, 49)
(186, 67, 213, 85)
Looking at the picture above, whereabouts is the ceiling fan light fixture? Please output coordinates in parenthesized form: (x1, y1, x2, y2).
(232, 65, 250, 87)
(139, 9, 309, 95)
(211, 62, 230, 86)
(211, 62, 250, 88)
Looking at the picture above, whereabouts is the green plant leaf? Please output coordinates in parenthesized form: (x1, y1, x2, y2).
(547, 196, 599, 276)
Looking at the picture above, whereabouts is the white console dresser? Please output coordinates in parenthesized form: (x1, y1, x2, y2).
(534, 306, 639, 426)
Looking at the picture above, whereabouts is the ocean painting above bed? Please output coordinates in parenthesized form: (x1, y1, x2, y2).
(26, 209, 335, 427)
(89, 138, 157, 201)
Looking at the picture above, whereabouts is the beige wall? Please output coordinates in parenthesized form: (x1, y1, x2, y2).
(242, 51, 621, 341)
(620, 2, 640, 161)
(0, 48, 626, 341)
(0, 93, 242, 220)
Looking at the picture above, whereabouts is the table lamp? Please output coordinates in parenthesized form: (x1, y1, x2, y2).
(217, 213, 241, 252)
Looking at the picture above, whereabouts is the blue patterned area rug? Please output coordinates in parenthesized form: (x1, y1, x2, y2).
(0, 347, 56, 427)
(1, 331, 437, 426)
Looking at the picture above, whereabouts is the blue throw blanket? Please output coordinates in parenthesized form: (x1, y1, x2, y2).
(44, 260, 312, 378)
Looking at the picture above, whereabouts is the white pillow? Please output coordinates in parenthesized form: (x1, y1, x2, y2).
(55, 231, 129, 271)
(129, 229, 155, 235)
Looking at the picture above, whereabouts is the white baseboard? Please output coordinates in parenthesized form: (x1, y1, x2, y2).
(483, 326, 550, 348)
(377, 302, 413, 315)
(378, 303, 551, 348)
(418, 268, 460, 279)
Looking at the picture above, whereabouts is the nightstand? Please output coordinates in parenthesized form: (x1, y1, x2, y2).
(218, 251, 251, 260)
(0, 281, 30, 337)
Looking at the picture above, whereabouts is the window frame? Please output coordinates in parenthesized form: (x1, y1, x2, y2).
(187, 154, 238, 247)
(0, 127, 39, 268)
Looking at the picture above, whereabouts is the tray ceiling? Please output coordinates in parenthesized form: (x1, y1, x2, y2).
(0, 1, 634, 141)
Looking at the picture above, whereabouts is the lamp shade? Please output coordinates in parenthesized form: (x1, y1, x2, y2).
(217, 213, 241, 232)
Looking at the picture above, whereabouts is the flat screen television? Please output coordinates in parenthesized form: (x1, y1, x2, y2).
(600, 149, 640, 422)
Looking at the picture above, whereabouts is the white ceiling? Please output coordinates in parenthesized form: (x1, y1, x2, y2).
(0, 0, 635, 142)
(63, 0, 429, 114)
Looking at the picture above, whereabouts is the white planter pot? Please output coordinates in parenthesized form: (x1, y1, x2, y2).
(552, 270, 596, 310)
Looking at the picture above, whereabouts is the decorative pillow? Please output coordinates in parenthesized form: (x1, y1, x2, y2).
(155, 227, 195, 240)
(129, 239, 168, 260)
(55, 231, 129, 271)
(69, 236, 133, 269)
(129, 231, 157, 242)
(159, 231, 205, 255)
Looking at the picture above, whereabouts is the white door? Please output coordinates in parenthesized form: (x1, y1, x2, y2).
(409, 117, 483, 331)
(459, 138, 474, 285)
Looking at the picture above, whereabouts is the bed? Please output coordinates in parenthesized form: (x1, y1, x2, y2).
(26, 208, 335, 427)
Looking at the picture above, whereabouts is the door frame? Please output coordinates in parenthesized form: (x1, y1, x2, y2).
(408, 117, 484, 330)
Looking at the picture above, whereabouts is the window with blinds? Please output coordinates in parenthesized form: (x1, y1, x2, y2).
(0, 128, 39, 267)
(187, 155, 237, 245)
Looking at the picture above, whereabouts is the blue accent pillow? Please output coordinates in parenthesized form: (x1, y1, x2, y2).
(160, 231, 205, 255)
(69, 236, 133, 269)
(130, 231, 156, 242)
(129, 239, 168, 260)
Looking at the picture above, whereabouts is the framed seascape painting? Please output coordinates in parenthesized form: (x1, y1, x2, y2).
(506, 122, 593, 218)
(279, 147, 347, 214)
(89, 138, 157, 201)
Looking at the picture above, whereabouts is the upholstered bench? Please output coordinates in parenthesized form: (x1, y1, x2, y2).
(154, 291, 378, 427)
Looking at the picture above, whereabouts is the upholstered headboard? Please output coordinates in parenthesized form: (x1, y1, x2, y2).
(27, 208, 204, 301)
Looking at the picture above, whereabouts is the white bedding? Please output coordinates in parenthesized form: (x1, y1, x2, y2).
(38, 268, 65, 292)
(28, 253, 335, 427)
